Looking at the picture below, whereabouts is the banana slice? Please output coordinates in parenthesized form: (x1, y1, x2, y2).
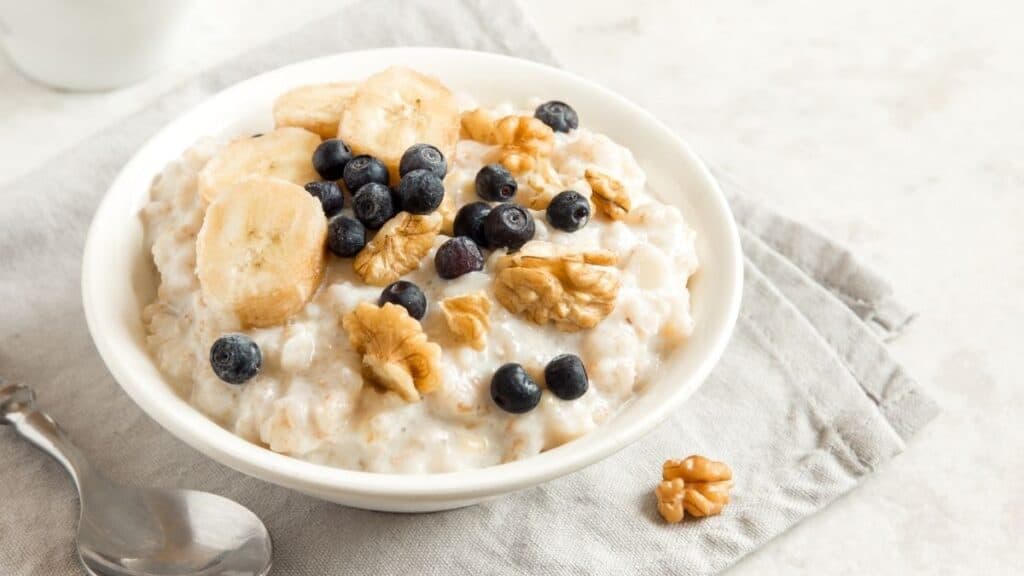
(197, 177, 327, 328)
(273, 82, 357, 138)
(338, 66, 459, 182)
(197, 127, 322, 203)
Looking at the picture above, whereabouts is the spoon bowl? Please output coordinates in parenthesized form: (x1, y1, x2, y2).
(77, 484, 272, 576)
(0, 383, 272, 576)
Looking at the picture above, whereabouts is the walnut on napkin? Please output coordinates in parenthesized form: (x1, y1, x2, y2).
(655, 455, 733, 523)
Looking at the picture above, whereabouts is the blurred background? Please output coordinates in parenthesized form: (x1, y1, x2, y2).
(0, 0, 1020, 573)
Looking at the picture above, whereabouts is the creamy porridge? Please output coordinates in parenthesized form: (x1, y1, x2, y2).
(141, 67, 697, 473)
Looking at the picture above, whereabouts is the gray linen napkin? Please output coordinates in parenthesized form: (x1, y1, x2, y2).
(0, 0, 937, 574)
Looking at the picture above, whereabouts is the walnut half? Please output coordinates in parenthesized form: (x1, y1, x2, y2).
(460, 108, 499, 142)
(460, 109, 555, 175)
(490, 115, 554, 174)
(656, 455, 734, 523)
(439, 291, 492, 350)
(585, 168, 631, 220)
(354, 212, 441, 286)
(521, 159, 565, 210)
(493, 241, 619, 332)
(342, 302, 441, 402)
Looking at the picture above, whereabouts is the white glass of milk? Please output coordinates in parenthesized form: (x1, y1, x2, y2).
(0, 0, 193, 91)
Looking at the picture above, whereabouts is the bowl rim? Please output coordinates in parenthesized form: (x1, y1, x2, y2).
(82, 47, 743, 501)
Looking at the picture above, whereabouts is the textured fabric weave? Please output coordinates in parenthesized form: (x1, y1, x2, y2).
(0, 1, 936, 574)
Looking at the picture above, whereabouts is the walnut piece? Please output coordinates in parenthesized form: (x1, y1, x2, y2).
(439, 292, 492, 350)
(354, 212, 441, 286)
(342, 302, 441, 402)
(460, 109, 555, 175)
(656, 455, 733, 523)
(493, 241, 619, 332)
(460, 108, 499, 142)
(521, 159, 565, 210)
(490, 115, 555, 174)
(585, 168, 631, 220)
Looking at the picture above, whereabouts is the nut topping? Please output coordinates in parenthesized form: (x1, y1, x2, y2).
(521, 159, 565, 210)
(585, 168, 631, 220)
(489, 115, 555, 174)
(460, 109, 555, 175)
(439, 291, 492, 350)
(353, 212, 442, 286)
(493, 241, 619, 331)
(342, 302, 441, 402)
(460, 108, 500, 142)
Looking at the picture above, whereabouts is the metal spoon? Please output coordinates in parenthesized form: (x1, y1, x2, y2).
(0, 382, 273, 576)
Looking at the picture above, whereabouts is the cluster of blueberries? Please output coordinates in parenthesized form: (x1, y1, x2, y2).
(304, 100, 587, 283)
(209, 100, 589, 413)
(304, 140, 446, 259)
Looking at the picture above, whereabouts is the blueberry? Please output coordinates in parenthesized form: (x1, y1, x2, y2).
(484, 203, 535, 250)
(378, 280, 427, 320)
(312, 138, 353, 180)
(453, 201, 492, 248)
(352, 182, 396, 229)
(543, 354, 588, 400)
(304, 181, 345, 217)
(490, 363, 542, 413)
(327, 215, 366, 257)
(534, 101, 579, 133)
(342, 154, 389, 192)
(434, 236, 484, 279)
(545, 190, 590, 232)
(475, 163, 517, 202)
(399, 143, 447, 179)
(210, 334, 262, 385)
(396, 169, 445, 214)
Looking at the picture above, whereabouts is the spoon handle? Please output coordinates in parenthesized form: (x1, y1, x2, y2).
(1, 382, 94, 489)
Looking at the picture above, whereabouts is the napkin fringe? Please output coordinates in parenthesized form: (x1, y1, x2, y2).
(738, 228, 938, 445)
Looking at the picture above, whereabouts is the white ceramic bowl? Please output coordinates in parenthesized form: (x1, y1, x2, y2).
(82, 48, 743, 512)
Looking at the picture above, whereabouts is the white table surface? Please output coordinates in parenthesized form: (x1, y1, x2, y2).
(1, 1, 1020, 573)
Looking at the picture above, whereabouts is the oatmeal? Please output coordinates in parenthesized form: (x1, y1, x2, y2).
(141, 67, 698, 473)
